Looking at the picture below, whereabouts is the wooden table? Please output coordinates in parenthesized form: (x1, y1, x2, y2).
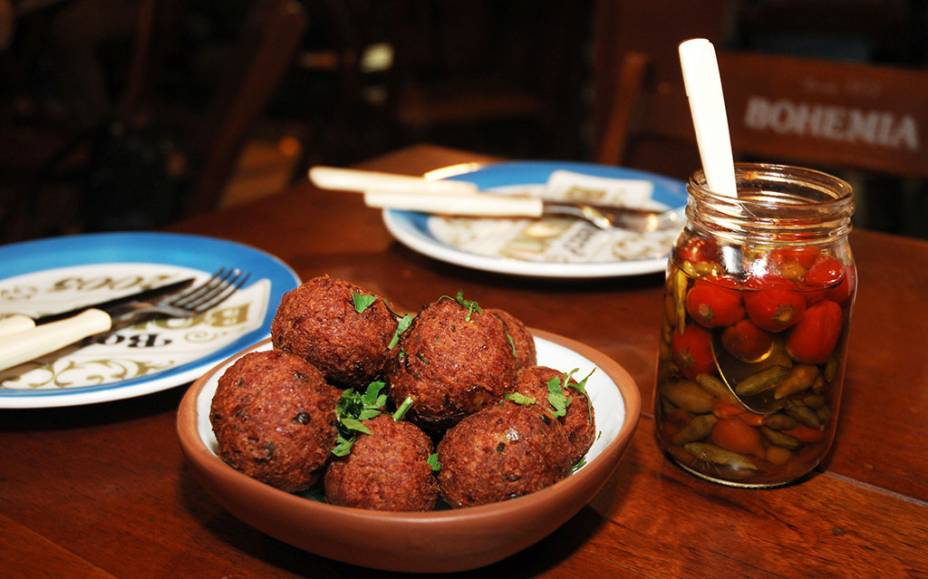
(2, 145, 926, 577)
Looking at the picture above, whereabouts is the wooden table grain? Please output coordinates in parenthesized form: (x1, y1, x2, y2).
(1, 144, 926, 577)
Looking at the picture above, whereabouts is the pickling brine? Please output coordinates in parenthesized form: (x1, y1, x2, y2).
(654, 164, 856, 487)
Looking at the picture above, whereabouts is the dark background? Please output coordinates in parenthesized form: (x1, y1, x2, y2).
(1, 0, 925, 243)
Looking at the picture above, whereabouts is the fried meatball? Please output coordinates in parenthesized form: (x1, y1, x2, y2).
(210, 350, 338, 492)
(486, 308, 537, 369)
(437, 402, 573, 508)
(324, 415, 438, 511)
(386, 298, 518, 429)
(271, 276, 397, 388)
(513, 366, 596, 466)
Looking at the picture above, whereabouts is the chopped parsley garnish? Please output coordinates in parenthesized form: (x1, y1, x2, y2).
(571, 457, 587, 473)
(361, 380, 387, 409)
(569, 368, 593, 394)
(332, 435, 354, 457)
(455, 290, 481, 321)
(564, 368, 595, 423)
(393, 396, 414, 421)
(332, 381, 387, 456)
(437, 291, 482, 321)
(505, 332, 517, 357)
(351, 291, 378, 313)
(427, 453, 441, 472)
(340, 417, 371, 434)
(504, 392, 537, 406)
(388, 314, 414, 349)
(546, 375, 571, 418)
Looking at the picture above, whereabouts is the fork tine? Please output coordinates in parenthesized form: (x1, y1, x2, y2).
(170, 268, 231, 308)
(174, 270, 238, 310)
(191, 272, 250, 314)
(178, 269, 247, 312)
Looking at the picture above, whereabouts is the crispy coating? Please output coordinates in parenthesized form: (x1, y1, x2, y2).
(386, 298, 518, 429)
(271, 276, 397, 388)
(324, 415, 438, 511)
(486, 308, 537, 369)
(210, 350, 338, 492)
(514, 366, 596, 466)
(437, 403, 572, 508)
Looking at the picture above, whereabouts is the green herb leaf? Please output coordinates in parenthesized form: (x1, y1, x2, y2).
(362, 381, 386, 407)
(332, 385, 387, 456)
(331, 435, 354, 457)
(427, 453, 441, 472)
(504, 392, 537, 406)
(393, 396, 414, 421)
(351, 291, 378, 313)
(454, 290, 482, 322)
(336, 388, 362, 419)
(546, 376, 570, 418)
(505, 332, 517, 357)
(388, 314, 414, 349)
(340, 417, 371, 435)
(571, 457, 587, 473)
(568, 368, 595, 396)
(358, 408, 381, 420)
(564, 368, 595, 424)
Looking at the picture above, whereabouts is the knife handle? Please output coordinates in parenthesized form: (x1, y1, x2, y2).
(363, 191, 544, 217)
(0, 309, 112, 372)
(0, 315, 36, 337)
(309, 166, 479, 195)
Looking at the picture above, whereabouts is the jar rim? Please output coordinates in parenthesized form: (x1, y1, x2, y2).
(685, 163, 854, 244)
(688, 163, 853, 209)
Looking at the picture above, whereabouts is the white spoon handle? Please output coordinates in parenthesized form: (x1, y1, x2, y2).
(679, 38, 737, 198)
(309, 166, 479, 195)
(0, 309, 112, 372)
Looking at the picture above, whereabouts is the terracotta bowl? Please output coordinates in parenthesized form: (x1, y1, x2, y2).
(176, 329, 641, 573)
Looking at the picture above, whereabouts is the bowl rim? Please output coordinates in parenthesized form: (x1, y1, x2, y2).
(176, 328, 641, 524)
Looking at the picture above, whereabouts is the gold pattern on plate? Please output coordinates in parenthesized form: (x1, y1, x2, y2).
(10, 358, 174, 389)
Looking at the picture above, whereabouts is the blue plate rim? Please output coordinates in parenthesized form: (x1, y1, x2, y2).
(0, 232, 299, 402)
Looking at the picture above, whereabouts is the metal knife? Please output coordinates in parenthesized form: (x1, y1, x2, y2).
(0, 277, 195, 337)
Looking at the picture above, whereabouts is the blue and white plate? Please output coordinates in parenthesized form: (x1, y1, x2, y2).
(0, 232, 299, 408)
(382, 161, 687, 278)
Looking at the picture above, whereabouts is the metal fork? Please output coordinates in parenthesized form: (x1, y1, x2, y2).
(0, 268, 250, 372)
(115, 268, 250, 322)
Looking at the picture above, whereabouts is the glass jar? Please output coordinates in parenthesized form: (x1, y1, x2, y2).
(654, 163, 856, 488)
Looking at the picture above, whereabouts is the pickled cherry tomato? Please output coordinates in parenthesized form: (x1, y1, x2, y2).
(770, 247, 819, 269)
(671, 325, 715, 380)
(786, 300, 843, 364)
(743, 281, 806, 334)
(677, 236, 719, 264)
(806, 257, 853, 304)
(721, 319, 773, 362)
(685, 279, 744, 328)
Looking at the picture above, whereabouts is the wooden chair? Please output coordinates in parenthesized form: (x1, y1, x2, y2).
(177, 0, 306, 216)
(0, 0, 305, 242)
(597, 50, 928, 180)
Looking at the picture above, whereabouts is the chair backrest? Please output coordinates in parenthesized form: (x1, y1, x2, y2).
(184, 0, 306, 216)
(598, 50, 928, 179)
